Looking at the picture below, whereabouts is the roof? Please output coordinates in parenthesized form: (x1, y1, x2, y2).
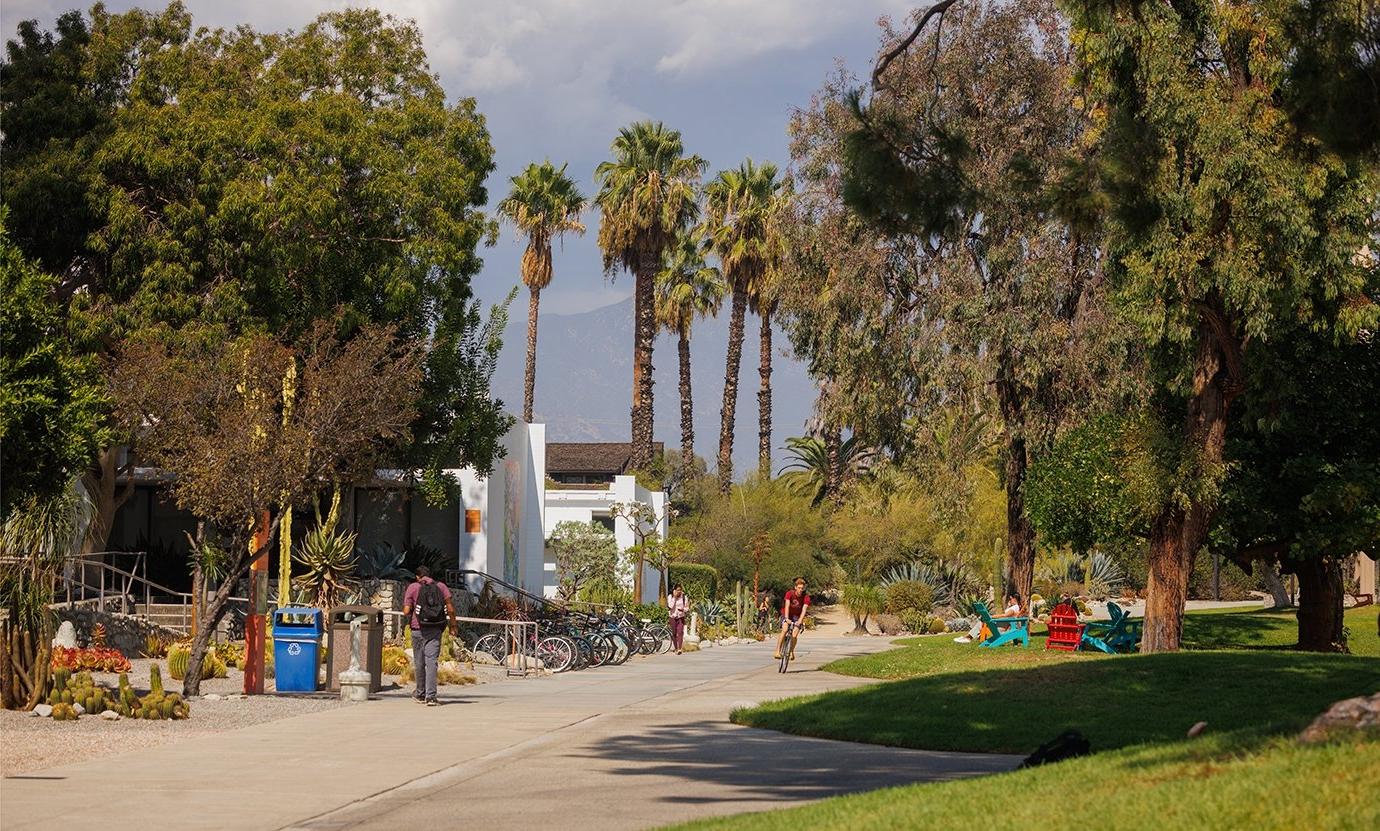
(546, 442, 664, 475)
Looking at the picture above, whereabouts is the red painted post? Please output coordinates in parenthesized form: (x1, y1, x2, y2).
(244, 510, 271, 695)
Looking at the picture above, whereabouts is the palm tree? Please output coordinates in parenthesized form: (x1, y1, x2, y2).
(497, 161, 588, 423)
(700, 159, 787, 493)
(750, 265, 780, 476)
(778, 434, 869, 505)
(655, 232, 725, 470)
(594, 122, 706, 468)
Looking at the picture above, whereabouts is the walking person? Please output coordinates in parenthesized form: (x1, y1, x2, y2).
(400, 565, 458, 705)
(667, 584, 690, 654)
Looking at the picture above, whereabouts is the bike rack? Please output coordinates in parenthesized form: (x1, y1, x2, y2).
(382, 610, 539, 678)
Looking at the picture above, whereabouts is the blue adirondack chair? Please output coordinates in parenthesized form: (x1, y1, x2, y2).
(973, 601, 1029, 648)
(1081, 602, 1143, 653)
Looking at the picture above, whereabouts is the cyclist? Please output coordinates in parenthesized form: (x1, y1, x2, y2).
(774, 577, 811, 661)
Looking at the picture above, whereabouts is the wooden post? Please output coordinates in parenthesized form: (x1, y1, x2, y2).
(244, 510, 271, 695)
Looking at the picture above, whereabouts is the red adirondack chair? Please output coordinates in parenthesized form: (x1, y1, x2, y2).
(1045, 603, 1084, 651)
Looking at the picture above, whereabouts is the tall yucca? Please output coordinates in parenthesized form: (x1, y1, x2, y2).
(655, 232, 725, 470)
(700, 158, 788, 492)
(497, 161, 588, 423)
(595, 122, 706, 468)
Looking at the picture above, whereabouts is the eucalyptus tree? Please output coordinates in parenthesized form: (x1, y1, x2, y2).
(498, 161, 588, 423)
(1061, 0, 1378, 650)
(595, 122, 706, 468)
(701, 159, 788, 492)
(655, 232, 725, 470)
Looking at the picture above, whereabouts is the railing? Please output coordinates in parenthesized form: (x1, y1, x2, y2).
(380, 609, 538, 678)
(58, 553, 195, 634)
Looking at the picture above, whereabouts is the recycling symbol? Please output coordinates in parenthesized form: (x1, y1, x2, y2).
(288, 642, 301, 656)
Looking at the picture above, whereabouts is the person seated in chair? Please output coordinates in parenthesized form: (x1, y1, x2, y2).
(954, 595, 1022, 644)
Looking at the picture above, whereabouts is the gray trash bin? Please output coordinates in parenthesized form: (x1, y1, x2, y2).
(326, 605, 384, 692)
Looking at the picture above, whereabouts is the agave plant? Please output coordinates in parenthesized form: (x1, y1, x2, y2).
(694, 599, 726, 626)
(1084, 552, 1128, 599)
(357, 543, 413, 582)
(879, 562, 953, 606)
(293, 504, 359, 609)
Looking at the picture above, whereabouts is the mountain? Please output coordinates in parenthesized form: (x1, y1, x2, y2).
(491, 295, 817, 477)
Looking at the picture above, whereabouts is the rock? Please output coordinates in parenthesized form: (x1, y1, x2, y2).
(1187, 721, 1208, 738)
(73, 704, 86, 715)
(100, 710, 121, 721)
(700, 640, 714, 649)
(723, 637, 739, 646)
(1300, 693, 1380, 744)
(52, 620, 78, 649)
(32, 704, 52, 718)
(204, 693, 223, 701)
(471, 651, 501, 666)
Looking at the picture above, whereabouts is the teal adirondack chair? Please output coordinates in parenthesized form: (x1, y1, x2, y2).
(1081, 602, 1143, 653)
(973, 601, 1030, 648)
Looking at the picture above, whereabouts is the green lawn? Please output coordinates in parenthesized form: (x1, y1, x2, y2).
(698, 607, 1380, 831)
(733, 607, 1380, 753)
(670, 733, 1380, 831)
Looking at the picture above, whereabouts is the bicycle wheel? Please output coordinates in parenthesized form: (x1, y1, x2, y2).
(778, 629, 795, 673)
(648, 623, 673, 653)
(473, 632, 508, 662)
(586, 633, 613, 667)
(536, 636, 575, 673)
(604, 631, 632, 664)
(635, 629, 660, 655)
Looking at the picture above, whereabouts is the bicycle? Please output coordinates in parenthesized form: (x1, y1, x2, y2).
(778, 619, 802, 673)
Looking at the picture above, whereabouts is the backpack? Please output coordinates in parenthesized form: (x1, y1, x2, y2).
(416, 581, 448, 627)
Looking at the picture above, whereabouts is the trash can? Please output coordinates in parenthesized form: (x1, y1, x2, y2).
(326, 605, 384, 692)
(272, 607, 323, 693)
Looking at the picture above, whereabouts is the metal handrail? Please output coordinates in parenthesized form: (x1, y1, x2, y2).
(380, 609, 539, 678)
(59, 554, 194, 634)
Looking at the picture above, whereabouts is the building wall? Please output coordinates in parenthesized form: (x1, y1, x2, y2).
(455, 422, 547, 598)
(543, 474, 666, 604)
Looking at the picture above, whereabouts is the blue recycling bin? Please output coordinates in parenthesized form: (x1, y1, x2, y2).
(272, 607, 323, 692)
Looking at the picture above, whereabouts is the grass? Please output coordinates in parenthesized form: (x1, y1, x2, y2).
(733, 607, 1379, 753)
(697, 606, 1380, 830)
(669, 733, 1380, 831)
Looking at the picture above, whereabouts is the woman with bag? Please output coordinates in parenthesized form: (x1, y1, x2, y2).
(667, 584, 690, 654)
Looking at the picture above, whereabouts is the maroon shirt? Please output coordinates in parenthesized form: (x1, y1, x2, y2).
(403, 577, 452, 630)
(782, 589, 811, 621)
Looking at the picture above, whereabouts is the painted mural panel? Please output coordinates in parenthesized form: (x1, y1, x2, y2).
(503, 457, 521, 585)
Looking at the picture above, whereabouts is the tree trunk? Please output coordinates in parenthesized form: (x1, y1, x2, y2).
(630, 252, 658, 469)
(183, 579, 236, 697)
(1294, 556, 1346, 653)
(850, 613, 870, 636)
(758, 307, 774, 477)
(524, 285, 541, 423)
(81, 446, 135, 555)
(824, 424, 843, 506)
(1003, 431, 1036, 605)
(1142, 321, 1237, 652)
(1261, 563, 1292, 609)
(718, 287, 748, 493)
(678, 330, 694, 471)
(994, 368, 1035, 605)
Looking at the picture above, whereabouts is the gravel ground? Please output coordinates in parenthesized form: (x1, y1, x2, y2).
(1, 656, 496, 778)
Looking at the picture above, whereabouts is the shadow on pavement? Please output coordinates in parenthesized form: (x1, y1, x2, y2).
(571, 718, 1018, 805)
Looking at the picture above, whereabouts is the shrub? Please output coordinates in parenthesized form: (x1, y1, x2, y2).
(1188, 555, 1261, 600)
(898, 609, 928, 634)
(578, 575, 633, 607)
(700, 622, 734, 641)
(884, 580, 935, 616)
(634, 603, 669, 624)
(669, 563, 719, 601)
(927, 616, 947, 634)
(874, 613, 903, 635)
(381, 645, 411, 675)
(694, 599, 726, 626)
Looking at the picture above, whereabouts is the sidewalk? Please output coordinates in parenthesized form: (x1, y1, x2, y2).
(1, 635, 1020, 831)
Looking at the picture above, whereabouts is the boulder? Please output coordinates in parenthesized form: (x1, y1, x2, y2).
(204, 693, 223, 701)
(1300, 692, 1380, 744)
(700, 640, 714, 649)
(73, 703, 86, 715)
(100, 710, 121, 721)
(52, 620, 78, 649)
(32, 704, 52, 718)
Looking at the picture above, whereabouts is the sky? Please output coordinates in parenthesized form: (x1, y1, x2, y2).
(3, 0, 911, 314)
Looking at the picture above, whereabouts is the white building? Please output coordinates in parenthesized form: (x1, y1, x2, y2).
(454, 426, 667, 603)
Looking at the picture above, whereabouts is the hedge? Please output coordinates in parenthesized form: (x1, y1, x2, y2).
(669, 563, 719, 601)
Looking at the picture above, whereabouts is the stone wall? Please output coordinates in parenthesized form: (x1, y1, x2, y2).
(53, 603, 181, 656)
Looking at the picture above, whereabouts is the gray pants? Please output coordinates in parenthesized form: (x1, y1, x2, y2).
(412, 627, 442, 701)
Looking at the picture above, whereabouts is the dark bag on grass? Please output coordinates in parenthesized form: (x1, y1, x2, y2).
(416, 581, 448, 627)
(1018, 729, 1090, 768)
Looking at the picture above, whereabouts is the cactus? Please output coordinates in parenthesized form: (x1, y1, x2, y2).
(167, 647, 190, 680)
(149, 664, 163, 696)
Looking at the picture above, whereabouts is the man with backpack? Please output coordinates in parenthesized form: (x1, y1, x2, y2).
(400, 565, 458, 706)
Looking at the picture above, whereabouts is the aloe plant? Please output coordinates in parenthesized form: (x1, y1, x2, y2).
(293, 496, 358, 609)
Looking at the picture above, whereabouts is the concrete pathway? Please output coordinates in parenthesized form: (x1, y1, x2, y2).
(1, 636, 1020, 831)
